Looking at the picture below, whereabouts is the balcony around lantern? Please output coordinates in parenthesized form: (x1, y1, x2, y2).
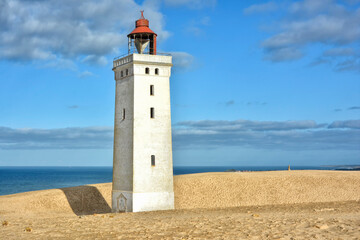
(113, 52, 172, 69)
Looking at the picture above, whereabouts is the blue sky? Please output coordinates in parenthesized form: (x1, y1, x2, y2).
(0, 0, 359, 166)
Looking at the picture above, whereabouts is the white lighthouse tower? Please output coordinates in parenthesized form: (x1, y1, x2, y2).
(111, 12, 174, 212)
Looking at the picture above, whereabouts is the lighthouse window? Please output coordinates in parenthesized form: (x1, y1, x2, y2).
(150, 107, 155, 118)
(122, 109, 125, 120)
(150, 85, 154, 96)
(145, 67, 150, 74)
(121, 71, 123, 77)
(126, 69, 129, 76)
(155, 68, 159, 75)
(151, 155, 155, 166)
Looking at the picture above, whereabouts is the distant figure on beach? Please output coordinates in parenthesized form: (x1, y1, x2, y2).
(288, 165, 291, 171)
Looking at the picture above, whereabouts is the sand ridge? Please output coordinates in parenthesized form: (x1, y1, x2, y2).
(0, 170, 359, 216)
(1, 170, 360, 239)
(174, 170, 360, 209)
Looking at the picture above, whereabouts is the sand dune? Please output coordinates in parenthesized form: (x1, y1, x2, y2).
(175, 170, 360, 209)
(1, 170, 360, 239)
(0, 170, 359, 216)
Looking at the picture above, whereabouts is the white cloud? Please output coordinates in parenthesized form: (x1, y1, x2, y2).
(82, 55, 108, 66)
(263, 47, 303, 62)
(344, 0, 360, 4)
(186, 16, 211, 37)
(310, 47, 360, 72)
(328, 120, 360, 129)
(334, 58, 360, 72)
(0, 0, 170, 65)
(78, 71, 94, 78)
(170, 51, 194, 69)
(1, 119, 359, 150)
(68, 105, 80, 109)
(200, 16, 211, 25)
(289, 0, 335, 15)
(42, 58, 78, 71)
(163, 0, 216, 9)
(262, 14, 360, 48)
(323, 47, 356, 57)
(247, 0, 360, 72)
(176, 119, 325, 131)
(0, 126, 113, 149)
(243, 2, 278, 15)
(225, 100, 235, 106)
(173, 119, 360, 150)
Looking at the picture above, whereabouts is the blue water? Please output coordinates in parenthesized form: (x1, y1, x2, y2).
(0, 166, 338, 196)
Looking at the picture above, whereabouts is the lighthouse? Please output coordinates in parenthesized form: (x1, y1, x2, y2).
(111, 12, 174, 212)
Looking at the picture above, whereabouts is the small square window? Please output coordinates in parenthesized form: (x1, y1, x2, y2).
(150, 107, 155, 118)
(145, 67, 150, 74)
(126, 69, 129, 76)
(122, 109, 125, 120)
(121, 71, 123, 77)
(155, 68, 159, 75)
(150, 85, 154, 96)
(151, 155, 155, 166)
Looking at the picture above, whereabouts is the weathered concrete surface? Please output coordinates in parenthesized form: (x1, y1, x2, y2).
(112, 53, 174, 212)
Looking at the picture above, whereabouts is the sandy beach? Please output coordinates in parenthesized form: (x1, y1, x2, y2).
(1, 170, 360, 239)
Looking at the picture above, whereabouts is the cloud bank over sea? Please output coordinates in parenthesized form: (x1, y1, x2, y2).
(0, 119, 359, 150)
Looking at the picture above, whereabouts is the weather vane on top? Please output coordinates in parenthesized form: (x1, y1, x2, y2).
(140, 10, 145, 19)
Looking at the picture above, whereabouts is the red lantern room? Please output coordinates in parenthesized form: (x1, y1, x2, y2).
(128, 11, 157, 55)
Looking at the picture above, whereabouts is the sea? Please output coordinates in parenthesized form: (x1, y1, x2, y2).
(0, 166, 351, 196)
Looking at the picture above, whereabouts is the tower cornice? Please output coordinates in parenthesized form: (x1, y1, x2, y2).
(113, 53, 172, 69)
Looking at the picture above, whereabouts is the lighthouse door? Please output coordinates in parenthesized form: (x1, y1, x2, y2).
(117, 194, 127, 212)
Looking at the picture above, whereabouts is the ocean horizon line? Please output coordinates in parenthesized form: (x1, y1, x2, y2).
(0, 165, 345, 168)
(1, 165, 358, 196)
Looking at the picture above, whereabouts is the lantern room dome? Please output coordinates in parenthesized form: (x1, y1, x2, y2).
(128, 11, 157, 38)
(136, 18, 149, 28)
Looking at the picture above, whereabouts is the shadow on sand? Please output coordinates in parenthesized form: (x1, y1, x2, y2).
(61, 185, 111, 216)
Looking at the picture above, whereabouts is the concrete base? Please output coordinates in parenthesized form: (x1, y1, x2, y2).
(112, 190, 133, 212)
(112, 190, 174, 213)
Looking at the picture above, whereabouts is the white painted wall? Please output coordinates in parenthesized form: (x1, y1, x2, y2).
(112, 53, 174, 212)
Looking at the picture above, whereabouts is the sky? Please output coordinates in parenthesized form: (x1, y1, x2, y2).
(0, 0, 359, 166)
